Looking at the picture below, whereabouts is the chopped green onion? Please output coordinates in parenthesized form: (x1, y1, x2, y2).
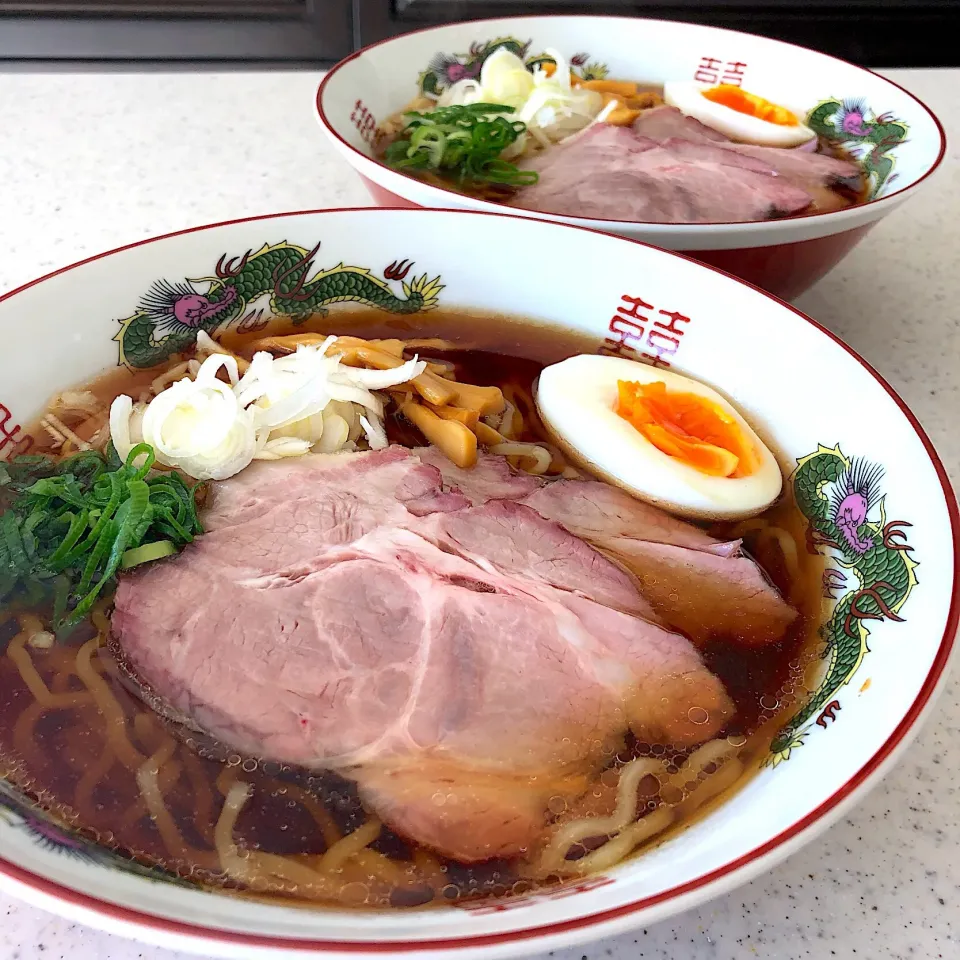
(121, 540, 177, 569)
(384, 103, 539, 189)
(51, 574, 71, 625)
(0, 444, 203, 629)
(1, 511, 29, 573)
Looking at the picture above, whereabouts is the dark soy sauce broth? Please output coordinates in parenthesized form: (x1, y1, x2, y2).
(0, 311, 824, 908)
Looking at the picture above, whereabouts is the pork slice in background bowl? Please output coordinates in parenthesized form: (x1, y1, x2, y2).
(0, 207, 955, 959)
(315, 16, 945, 300)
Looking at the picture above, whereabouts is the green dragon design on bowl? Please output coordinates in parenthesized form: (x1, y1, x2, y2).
(115, 241, 443, 370)
(768, 444, 918, 765)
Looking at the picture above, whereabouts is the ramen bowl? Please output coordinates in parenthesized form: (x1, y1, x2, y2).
(0, 208, 955, 959)
(315, 16, 946, 300)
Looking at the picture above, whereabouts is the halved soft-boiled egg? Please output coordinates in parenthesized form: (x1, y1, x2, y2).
(663, 81, 815, 148)
(536, 355, 782, 520)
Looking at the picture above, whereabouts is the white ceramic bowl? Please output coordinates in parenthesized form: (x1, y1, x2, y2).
(315, 16, 946, 300)
(0, 208, 955, 959)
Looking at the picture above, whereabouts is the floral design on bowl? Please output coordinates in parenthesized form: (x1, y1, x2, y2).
(417, 36, 609, 98)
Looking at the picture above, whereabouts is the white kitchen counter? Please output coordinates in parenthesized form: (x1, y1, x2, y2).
(0, 67, 957, 960)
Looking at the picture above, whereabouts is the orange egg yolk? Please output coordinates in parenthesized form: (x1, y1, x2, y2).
(616, 380, 760, 478)
(700, 85, 798, 126)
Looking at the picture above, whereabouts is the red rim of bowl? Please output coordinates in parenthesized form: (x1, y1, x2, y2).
(315, 14, 948, 230)
(0, 206, 956, 954)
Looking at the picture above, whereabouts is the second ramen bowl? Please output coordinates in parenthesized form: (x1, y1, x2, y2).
(316, 16, 945, 299)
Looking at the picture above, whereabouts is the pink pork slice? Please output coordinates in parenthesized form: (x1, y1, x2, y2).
(415, 448, 733, 554)
(632, 105, 863, 212)
(510, 124, 815, 223)
(519, 480, 798, 645)
(112, 448, 733, 861)
(419, 450, 797, 645)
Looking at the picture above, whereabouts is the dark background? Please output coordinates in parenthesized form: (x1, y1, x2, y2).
(1, 0, 957, 66)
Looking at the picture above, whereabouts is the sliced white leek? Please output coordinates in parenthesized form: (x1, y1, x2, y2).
(109, 339, 426, 480)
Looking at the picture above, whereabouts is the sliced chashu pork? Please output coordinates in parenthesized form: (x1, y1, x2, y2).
(112, 448, 734, 861)
(418, 449, 797, 645)
(520, 480, 797, 645)
(202, 444, 470, 543)
(632, 105, 864, 213)
(414, 498, 659, 620)
(510, 124, 814, 223)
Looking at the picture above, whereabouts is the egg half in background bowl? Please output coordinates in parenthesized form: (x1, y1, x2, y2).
(662, 82, 815, 148)
(0, 208, 955, 960)
(315, 15, 945, 300)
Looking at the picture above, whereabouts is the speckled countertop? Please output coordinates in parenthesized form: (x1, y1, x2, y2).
(0, 66, 958, 960)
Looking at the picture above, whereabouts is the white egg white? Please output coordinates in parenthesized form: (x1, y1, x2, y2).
(536, 355, 783, 520)
(663, 81, 815, 148)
